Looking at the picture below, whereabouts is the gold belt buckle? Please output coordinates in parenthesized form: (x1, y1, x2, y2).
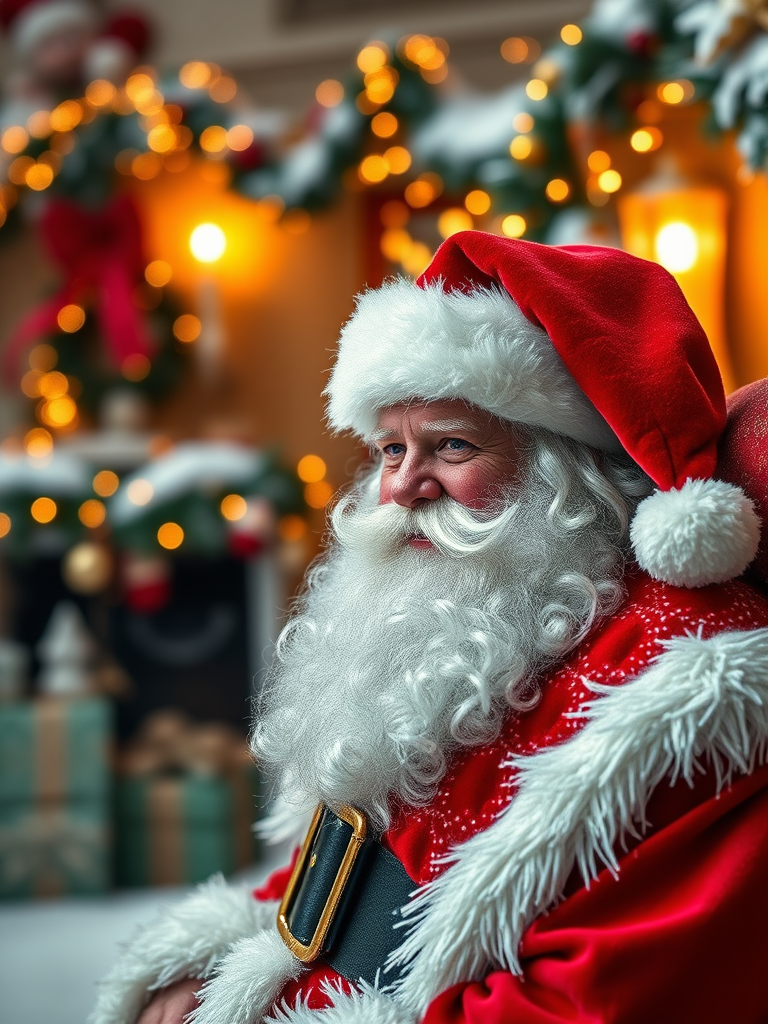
(277, 803, 367, 962)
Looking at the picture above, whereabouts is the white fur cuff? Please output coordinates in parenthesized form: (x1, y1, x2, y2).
(631, 478, 760, 587)
(266, 982, 416, 1024)
(88, 876, 278, 1024)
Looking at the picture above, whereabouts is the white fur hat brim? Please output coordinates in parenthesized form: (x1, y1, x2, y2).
(325, 278, 622, 452)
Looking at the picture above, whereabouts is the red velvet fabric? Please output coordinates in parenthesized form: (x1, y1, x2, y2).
(255, 571, 768, 1020)
(417, 232, 725, 492)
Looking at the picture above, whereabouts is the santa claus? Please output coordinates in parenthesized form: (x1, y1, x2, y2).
(90, 232, 768, 1024)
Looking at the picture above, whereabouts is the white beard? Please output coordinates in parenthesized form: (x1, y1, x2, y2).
(253, 449, 643, 830)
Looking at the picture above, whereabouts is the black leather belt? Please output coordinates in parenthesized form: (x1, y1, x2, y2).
(276, 804, 415, 987)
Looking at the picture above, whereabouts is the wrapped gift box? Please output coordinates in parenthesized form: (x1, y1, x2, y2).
(0, 696, 111, 803)
(115, 768, 259, 888)
(0, 798, 110, 898)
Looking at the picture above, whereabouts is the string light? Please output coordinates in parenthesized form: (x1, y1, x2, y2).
(501, 37, 540, 64)
(304, 481, 334, 509)
(209, 76, 236, 102)
(227, 125, 253, 150)
(278, 514, 307, 542)
(145, 260, 172, 287)
(29, 345, 57, 371)
(384, 146, 411, 174)
(190, 223, 226, 262)
(297, 454, 327, 483)
(93, 470, 119, 497)
(157, 522, 184, 549)
(630, 127, 663, 152)
(657, 81, 694, 105)
(501, 214, 526, 238)
(371, 112, 398, 138)
(27, 111, 51, 138)
(359, 155, 389, 184)
(31, 497, 57, 523)
(85, 79, 116, 107)
(316, 79, 344, 107)
(545, 178, 570, 202)
(173, 314, 202, 343)
(121, 354, 151, 381)
(512, 112, 534, 133)
(49, 100, 82, 132)
(40, 395, 77, 428)
(525, 79, 548, 101)
(598, 169, 622, 193)
(438, 208, 473, 238)
(509, 136, 533, 160)
(0, 513, 10, 539)
(25, 163, 54, 190)
(57, 304, 85, 332)
(587, 150, 612, 173)
(465, 190, 491, 215)
(1, 126, 28, 153)
(561, 24, 583, 44)
(199, 125, 227, 152)
(220, 494, 247, 520)
(357, 43, 389, 73)
(78, 499, 106, 528)
(127, 479, 154, 505)
(24, 428, 53, 458)
(131, 152, 162, 179)
(38, 371, 68, 398)
(404, 174, 443, 208)
(655, 222, 698, 272)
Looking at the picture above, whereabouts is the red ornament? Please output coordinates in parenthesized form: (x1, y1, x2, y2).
(122, 553, 172, 613)
(626, 31, 660, 58)
(718, 378, 768, 584)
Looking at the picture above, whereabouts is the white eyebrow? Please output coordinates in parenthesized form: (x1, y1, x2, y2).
(368, 419, 478, 442)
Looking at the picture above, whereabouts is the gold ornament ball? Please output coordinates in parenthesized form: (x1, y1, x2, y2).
(62, 542, 113, 594)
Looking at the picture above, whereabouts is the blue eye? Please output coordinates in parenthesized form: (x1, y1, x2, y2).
(383, 443, 406, 457)
(446, 438, 470, 450)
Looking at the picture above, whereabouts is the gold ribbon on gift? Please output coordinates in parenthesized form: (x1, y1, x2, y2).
(147, 779, 185, 886)
(34, 699, 67, 803)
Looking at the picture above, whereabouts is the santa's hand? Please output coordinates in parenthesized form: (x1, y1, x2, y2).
(136, 979, 201, 1024)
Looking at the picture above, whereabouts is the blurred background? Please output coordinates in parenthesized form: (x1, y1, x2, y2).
(1, 0, 767, 1019)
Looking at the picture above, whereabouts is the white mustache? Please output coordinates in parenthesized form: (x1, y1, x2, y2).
(331, 492, 520, 557)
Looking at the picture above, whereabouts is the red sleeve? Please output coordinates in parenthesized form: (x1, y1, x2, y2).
(423, 763, 768, 1024)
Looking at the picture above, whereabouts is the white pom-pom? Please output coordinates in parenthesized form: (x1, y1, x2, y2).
(630, 478, 761, 588)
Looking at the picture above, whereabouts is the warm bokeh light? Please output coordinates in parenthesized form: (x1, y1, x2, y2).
(173, 314, 202, 343)
(78, 499, 106, 528)
(357, 43, 389, 73)
(372, 112, 398, 138)
(227, 125, 254, 151)
(131, 152, 162, 179)
(532, 58, 561, 85)
(93, 470, 119, 497)
(209, 76, 237, 103)
(657, 81, 693, 105)
(21, 370, 42, 398)
(364, 68, 397, 105)
(561, 24, 583, 44)
(8, 156, 34, 184)
(85, 79, 116, 107)
(465, 190, 491, 215)
(41, 395, 77, 427)
(147, 124, 176, 153)
(190, 222, 226, 263)
(598, 169, 622, 193)
(525, 79, 548, 101)
(158, 522, 184, 549)
(180, 62, 211, 88)
(509, 136, 533, 160)
(200, 125, 227, 152)
(127, 479, 154, 506)
(380, 199, 410, 228)
(501, 37, 539, 63)
(512, 112, 534, 133)
(25, 162, 54, 190)
(315, 79, 344, 107)
(125, 73, 155, 100)
(381, 228, 413, 262)
(49, 100, 82, 132)
(0, 513, 10, 538)
(359, 154, 389, 184)
(297, 454, 327, 483)
(501, 214, 526, 238)
(404, 174, 442, 208)
(31, 497, 56, 523)
(145, 260, 172, 287)
(2, 126, 29, 153)
(630, 127, 663, 152)
(121, 354, 151, 381)
(278, 514, 307, 542)
(56, 304, 85, 333)
(402, 242, 433, 277)
(24, 427, 52, 458)
(27, 111, 51, 138)
(587, 150, 612, 173)
(384, 146, 411, 174)
(38, 371, 68, 399)
(545, 178, 570, 202)
(220, 493, 247, 521)
(438, 208, 473, 238)
(304, 481, 334, 509)
(655, 222, 698, 272)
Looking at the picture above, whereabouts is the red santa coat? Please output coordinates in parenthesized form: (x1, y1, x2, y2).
(257, 569, 768, 1024)
(87, 570, 768, 1024)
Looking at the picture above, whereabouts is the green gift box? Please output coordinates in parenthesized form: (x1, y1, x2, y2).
(0, 697, 112, 803)
(115, 768, 259, 888)
(0, 797, 110, 898)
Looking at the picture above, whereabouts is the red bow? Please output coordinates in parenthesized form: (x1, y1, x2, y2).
(3, 195, 153, 384)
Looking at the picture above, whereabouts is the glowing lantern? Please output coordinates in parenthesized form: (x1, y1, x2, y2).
(617, 170, 734, 391)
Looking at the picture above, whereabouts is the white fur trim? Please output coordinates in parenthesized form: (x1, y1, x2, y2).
(391, 626, 768, 1016)
(267, 981, 414, 1024)
(631, 478, 761, 587)
(88, 876, 277, 1024)
(189, 929, 302, 1024)
(326, 279, 620, 452)
(12, 2, 95, 57)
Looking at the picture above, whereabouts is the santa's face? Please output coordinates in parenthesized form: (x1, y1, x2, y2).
(373, 399, 521, 549)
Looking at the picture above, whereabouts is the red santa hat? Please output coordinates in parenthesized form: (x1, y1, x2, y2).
(326, 230, 760, 588)
(0, 0, 96, 57)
